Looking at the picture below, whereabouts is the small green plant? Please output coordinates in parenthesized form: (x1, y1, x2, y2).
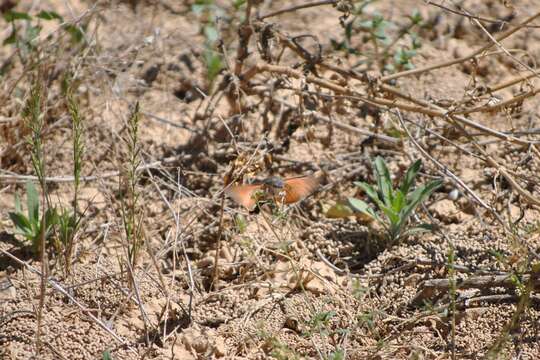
(234, 213, 247, 233)
(11, 80, 58, 258)
(256, 326, 301, 360)
(348, 157, 442, 242)
(331, 2, 423, 72)
(327, 349, 345, 360)
(351, 278, 368, 300)
(56, 208, 77, 259)
(191, 1, 226, 90)
(8, 181, 57, 254)
(305, 310, 336, 337)
(102, 350, 114, 360)
(122, 102, 144, 269)
(59, 77, 85, 274)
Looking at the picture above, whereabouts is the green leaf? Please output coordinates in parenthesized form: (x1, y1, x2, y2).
(404, 223, 435, 236)
(348, 197, 381, 223)
(64, 24, 84, 43)
(233, 0, 246, 9)
(102, 350, 114, 360)
(4, 10, 32, 22)
(36, 10, 63, 21)
(3, 30, 17, 45)
(401, 179, 442, 222)
(326, 202, 354, 218)
(354, 181, 382, 206)
(379, 203, 399, 226)
(409, 9, 423, 25)
(8, 212, 32, 234)
(25, 181, 39, 223)
(311, 310, 336, 325)
(392, 189, 405, 213)
(400, 159, 421, 195)
(204, 50, 223, 84)
(374, 157, 393, 207)
(234, 213, 247, 233)
(44, 208, 58, 237)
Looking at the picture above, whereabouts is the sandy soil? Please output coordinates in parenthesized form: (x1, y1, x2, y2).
(2, 0, 540, 359)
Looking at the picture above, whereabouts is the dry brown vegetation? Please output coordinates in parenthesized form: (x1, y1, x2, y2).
(1, 0, 540, 359)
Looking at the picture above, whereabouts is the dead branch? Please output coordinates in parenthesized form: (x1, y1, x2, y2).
(381, 11, 540, 82)
(258, 0, 336, 20)
(412, 273, 540, 306)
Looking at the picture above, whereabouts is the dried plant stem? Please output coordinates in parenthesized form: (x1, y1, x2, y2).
(65, 79, 84, 275)
(427, 1, 540, 28)
(447, 118, 540, 207)
(258, 0, 335, 20)
(467, 5, 539, 77)
(249, 19, 538, 146)
(211, 158, 240, 291)
(211, 195, 226, 290)
(244, 62, 536, 145)
(414, 273, 540, 301)
(0, 154, 187, 184)
(447, 247, 457, 360)
(267, 97, 400, 144)
(453, 87, 540, 115)
(490, 72, 538, 93)
(381, 11, 540, 82)
(380, 84, 536, 145)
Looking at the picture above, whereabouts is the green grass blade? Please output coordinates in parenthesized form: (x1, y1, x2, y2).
(392, 189, 405, 213)
(25, 180, 39, 222)
(44, 208, 58, 238)
(14, 193, 22, 213)
(348, 198, 382, 223)
(354, 181, 384, 208)
(400, 159, 421, 195)
(402, 179, 442, 221)
(379, 203, 400, 226)
(374, 156, 393, 207)
(8, 212, 32, 234)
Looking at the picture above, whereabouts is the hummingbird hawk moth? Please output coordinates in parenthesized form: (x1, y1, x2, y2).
(225, 175, 319, 211)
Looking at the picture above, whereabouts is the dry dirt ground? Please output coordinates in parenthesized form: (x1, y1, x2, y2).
(1, 0, 540, 359)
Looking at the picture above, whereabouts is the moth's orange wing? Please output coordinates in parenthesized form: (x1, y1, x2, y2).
(283, 176, 319, 204)
(225, 184, 263, 210)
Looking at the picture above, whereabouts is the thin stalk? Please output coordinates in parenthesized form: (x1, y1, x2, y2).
(24, 76, 49, 356)
(65, 79, 84, 274)
(447, 246, 457, 360)
(123, 102, 143, 270)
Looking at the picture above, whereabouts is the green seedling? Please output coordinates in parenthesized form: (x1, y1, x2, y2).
(56, 208, 78, 252)
(304, 310, 336, 338)
(8, 181, 57, 254)
(102, 350, 114, 360)
(191, 0, 225, 90)
(348, 157, 442, 242)
(327, 349, 345, 360)
(331, 3, 423, 72)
